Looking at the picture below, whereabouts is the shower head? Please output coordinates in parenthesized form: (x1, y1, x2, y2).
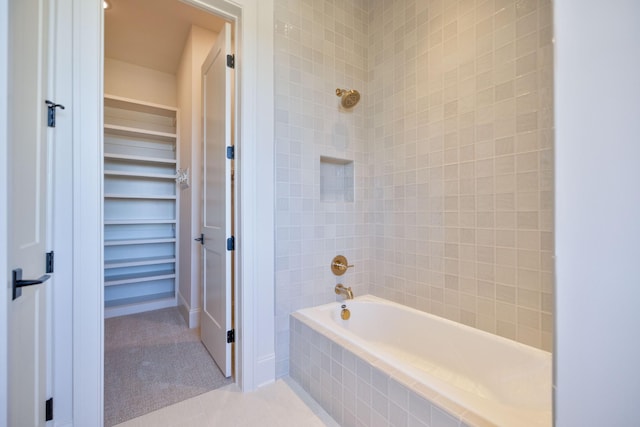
(336, 88, 361, 109)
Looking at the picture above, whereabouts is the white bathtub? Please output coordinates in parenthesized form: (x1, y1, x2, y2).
(291, 295, 552, 427)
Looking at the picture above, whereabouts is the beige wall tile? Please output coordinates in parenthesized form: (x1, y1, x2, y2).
(276, 0, 554, 375)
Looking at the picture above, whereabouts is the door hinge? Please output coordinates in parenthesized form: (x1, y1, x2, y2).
(226, 236, 235, 251)
(46, 251, 54, 274)
(227, 329, 235, 343)
(226, 146, 235, 159)
(45, 100, 65, 128)
(226, 54, 235, 69)
(45, 397, 53, 421)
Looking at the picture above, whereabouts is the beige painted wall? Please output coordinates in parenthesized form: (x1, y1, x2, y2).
(104, 58, 177, 106)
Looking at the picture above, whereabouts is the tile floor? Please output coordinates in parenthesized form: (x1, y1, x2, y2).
(114, 377, 338, 427)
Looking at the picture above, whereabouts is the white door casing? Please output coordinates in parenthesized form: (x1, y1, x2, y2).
(201, 22, 234, 377)
(7, 0, 52, 425)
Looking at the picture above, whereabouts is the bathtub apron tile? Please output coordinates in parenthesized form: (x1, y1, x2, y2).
(302, 339, 311, 357)
(320, 385, 332, 417)
(371, 366, 390, 394)
(331, 341, 343, 361)
(432, 406, 462, 427)
(388, 380, 410, 411)
(342, 384, 357, 415)
(355, 397, 372, 427)
(321, 352, 331, 374)
(408, 414, 430, 427)
(318, 335, 332, 354)
(330, 377, 342, 399)
(356, 376, 372, 403)
(301, 373, 310, 392)
(371, 387, 390, 421)
(307, 377, 318, 396)
(310, 362, 321, 383)
(331, 359, 343, 382)
(343, 408, 357, 427)
(355, 357, 372, 382)
(343, 367, 357, 392)
(342, 349, 358, 372)
(310, 349, 321, 371)
(409, 392, 433, 425)
(389, 401, 409, 427)
(321, 376, 332, 404)
(370, 407, 389, 427)
(329, 396, 344, 426)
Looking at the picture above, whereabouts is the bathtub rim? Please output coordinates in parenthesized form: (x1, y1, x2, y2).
(297, 294, 551, 360)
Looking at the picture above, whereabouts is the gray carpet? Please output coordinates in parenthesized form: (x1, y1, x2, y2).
(104, 307, 233, 427)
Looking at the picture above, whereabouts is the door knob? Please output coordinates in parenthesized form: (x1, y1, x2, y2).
(194, 234, 204, 245)
(12, 268, 50, 300)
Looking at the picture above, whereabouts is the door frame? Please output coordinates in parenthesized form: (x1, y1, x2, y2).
(83, 0, 273, 421)
(0, 0, 9, 421)
(97, 0, 274, 421)
(0, 0, 275, 425)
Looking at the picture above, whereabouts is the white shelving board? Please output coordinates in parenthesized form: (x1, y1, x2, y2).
(103, 94, 179, 318)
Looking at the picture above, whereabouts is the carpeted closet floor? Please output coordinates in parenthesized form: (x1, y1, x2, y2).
(104, 307, 233, 427)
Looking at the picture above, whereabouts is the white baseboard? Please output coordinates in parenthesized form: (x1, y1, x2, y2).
(188, 307, 200, 328)
(255, 353, 276, 388)
(104, 296, 176, 319)
(178, 292, 200, 328)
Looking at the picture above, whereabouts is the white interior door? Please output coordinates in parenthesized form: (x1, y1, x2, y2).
(201, 22, 234, 377)
(7, 0, 52, 425)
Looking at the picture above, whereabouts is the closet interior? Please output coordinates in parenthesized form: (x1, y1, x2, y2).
(102, 2, 234, 424)
(102, 0, 224, 320)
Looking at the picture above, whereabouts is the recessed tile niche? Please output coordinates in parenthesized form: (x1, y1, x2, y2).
(320, 156, 354, 202)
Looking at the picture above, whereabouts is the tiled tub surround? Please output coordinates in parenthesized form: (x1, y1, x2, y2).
(290, 295, 551, 427)
(276, 0, 555, 378)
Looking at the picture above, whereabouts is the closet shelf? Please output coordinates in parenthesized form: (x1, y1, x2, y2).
(104, 94, 178, 116)
(104, 237, 176, 246)
(104, 270, 176, 287)
(104, 292, 176, 309)
(104, 170, 177, 180)
(104, 124, 177, 141)
(104, 153, 177, 165)
(104, 219, 177, 225)
(104, 193, 177, 200)
(104, 256, 176, 269)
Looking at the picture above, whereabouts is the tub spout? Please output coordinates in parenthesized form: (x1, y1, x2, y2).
(335, 284, 354, 300)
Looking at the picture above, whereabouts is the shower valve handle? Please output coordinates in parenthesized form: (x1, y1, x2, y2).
(331, 255, 354, 276)
(332, 261, 354, 271)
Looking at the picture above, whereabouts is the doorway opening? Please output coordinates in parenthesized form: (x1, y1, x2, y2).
(102, 0, 236, 424)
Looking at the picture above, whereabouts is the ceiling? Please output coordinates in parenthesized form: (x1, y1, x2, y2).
(105, 0, 226, 74)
